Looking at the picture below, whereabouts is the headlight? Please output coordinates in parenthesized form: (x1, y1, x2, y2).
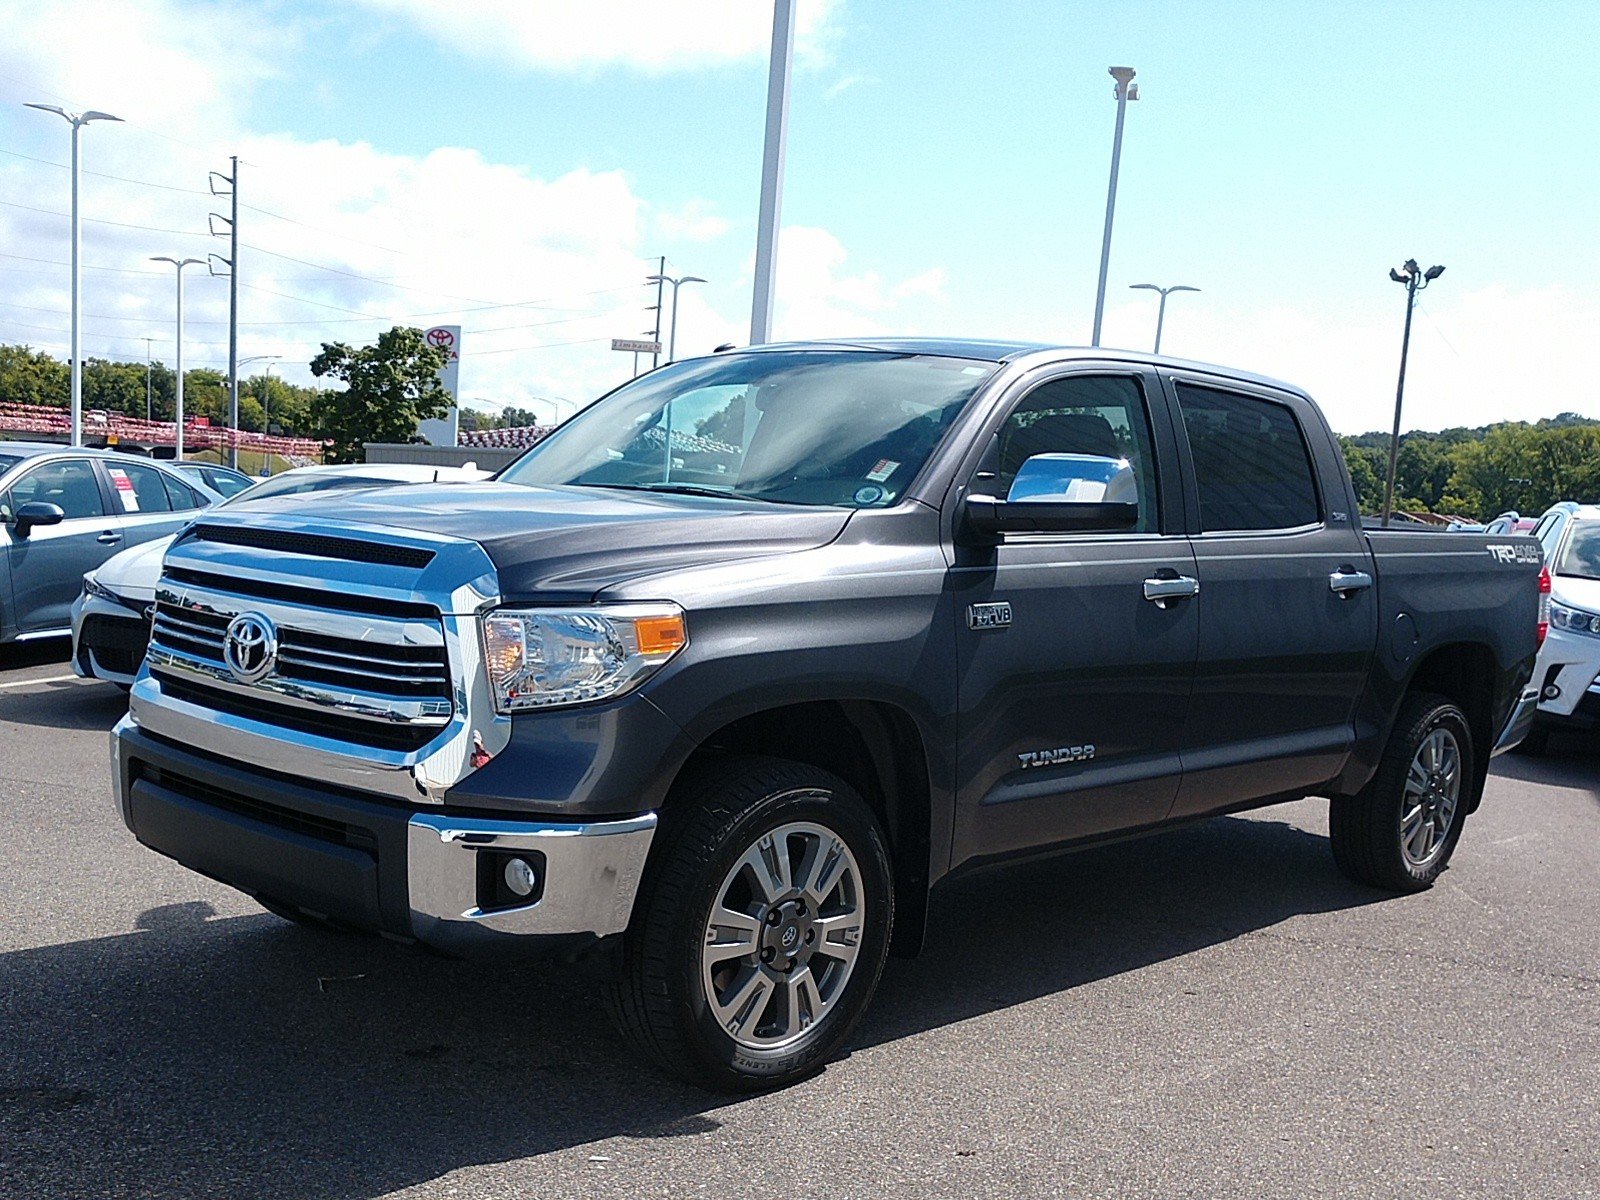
(481, 603, 686, 713)
(1550, 602, 1600, 635)
(82, 573, 120, 604)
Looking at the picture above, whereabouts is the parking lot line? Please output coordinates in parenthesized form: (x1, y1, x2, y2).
(0, 674, 85, 689)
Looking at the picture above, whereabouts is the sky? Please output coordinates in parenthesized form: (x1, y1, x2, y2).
(0, 0, 1597, 432)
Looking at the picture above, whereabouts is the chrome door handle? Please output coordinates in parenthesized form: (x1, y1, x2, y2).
(97, 531, 122, 545)
(1328, 568, 1373, 597)
(1143, 575, 1200, 606)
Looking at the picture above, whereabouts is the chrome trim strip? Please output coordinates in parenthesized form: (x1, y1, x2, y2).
(148, 645, 452, 726)
(407, 812, 657, 948)
(153, 581, 444, 649)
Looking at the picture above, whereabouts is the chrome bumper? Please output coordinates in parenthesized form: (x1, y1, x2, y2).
(1491, 684, 1540, 757)
(407, 811, 656, 954)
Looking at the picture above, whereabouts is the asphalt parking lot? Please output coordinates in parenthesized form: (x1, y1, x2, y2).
(2, 643, 1597, 1200)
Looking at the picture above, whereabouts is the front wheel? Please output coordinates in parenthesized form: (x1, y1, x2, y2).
(1330, 692, 1474, 891)
(604, 757, 894, 1091)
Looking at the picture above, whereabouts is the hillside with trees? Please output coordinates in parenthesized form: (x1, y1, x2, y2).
(1339, 414, 1600, 520)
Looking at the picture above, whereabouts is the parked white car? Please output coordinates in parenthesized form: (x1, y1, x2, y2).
(1521, 502, 1600, 751)
(72, 463, 492, 685)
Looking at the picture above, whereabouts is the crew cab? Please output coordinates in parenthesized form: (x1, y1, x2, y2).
(110, 341, 1543, 1090)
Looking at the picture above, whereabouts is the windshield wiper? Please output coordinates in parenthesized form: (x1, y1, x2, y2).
(587, 482, 752, 501)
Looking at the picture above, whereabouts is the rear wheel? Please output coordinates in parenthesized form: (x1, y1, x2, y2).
(604, 757, 894, 1091)
(1330, 692, 1473, 891)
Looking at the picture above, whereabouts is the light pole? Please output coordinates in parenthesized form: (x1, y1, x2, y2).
(1091, 67, 1138, 348)
(25, 103, 122, 447)
(1129, 283, 1199, 354)
(150, 257, 206, 460)
(750, 0, 796, 345)
(1381, 258, 1445, 527)
(646, 273, 707, 362)
(238, 354, 282, 475)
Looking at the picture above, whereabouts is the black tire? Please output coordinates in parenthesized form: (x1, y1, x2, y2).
(603, 756, 894, 1092)
(1330, 691, 1474, 892)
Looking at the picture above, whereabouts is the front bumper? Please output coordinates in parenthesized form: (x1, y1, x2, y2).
(72, 590, 152, 686)
(111, 717, 656, 957)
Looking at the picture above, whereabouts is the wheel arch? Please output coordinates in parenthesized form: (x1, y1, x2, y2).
(1403, 641, 1497, 813)
(671, 699, 935, 957)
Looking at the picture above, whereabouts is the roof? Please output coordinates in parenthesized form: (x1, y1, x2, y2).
(722, 338, 1309, 396)
(0, 441, 167, 460)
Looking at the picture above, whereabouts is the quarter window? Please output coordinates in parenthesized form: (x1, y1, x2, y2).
(991, 375, 1160, 533)
(1176, 385, 1320, 532)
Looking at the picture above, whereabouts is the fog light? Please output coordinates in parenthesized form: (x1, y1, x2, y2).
(503, 856, 539, 898)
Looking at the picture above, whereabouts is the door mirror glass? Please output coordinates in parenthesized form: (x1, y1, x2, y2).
(14, 501, 66, 536)
(1007, 453, 1138, 504)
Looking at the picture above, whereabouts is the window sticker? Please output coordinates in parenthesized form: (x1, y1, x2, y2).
(866, 459, 899, 482)
(107, 467, 140, 513)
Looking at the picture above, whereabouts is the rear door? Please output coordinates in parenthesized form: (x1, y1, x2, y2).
(951, 365, 1198, 865)
(101, 460, 209, 549)
(1164, 375, 1378, 817)
(1, 456, 124, 633)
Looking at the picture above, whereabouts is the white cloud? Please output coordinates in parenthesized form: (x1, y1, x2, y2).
(824, 73, 878, 100)
(654, 199, 731, 244)
(348, 0, 844, 73)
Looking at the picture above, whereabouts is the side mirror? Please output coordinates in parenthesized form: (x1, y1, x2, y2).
(13, 501, 66, 537)
(964, 494, 1138, 537)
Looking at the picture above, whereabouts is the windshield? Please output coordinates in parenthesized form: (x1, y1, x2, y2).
(499, 350, 996, 508)
(224, 473, 409, 506)
(1557, 521, 1600, 580)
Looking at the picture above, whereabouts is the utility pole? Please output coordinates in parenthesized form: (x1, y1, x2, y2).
(25, 103, 122, 446)
(749, 0, 796, 345)
(650, 255, 666, 369)
(1091, 67, 1138, 348)
(209, 157, 240, 467)
(143, 337, 153, 422)
(1381, 258, 1446, 527)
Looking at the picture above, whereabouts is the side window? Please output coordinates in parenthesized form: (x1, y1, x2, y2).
(992, 375, 1159, 533)
(1176, 385, 1320, 532)
(162, 473, 205, 511)
(8, 459, 107, 520)
(204, 470, 250, 498)
(105, 463, 175, 515)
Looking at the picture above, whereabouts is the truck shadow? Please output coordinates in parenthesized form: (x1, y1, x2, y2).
(1490, 739, 1600, 805)
(0, 813, 1379, 1199)
(0, 677, 127, 731)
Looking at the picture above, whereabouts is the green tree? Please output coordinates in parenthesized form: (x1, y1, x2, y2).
(0, 344, 69, 406)
(309, 327, 451, 462)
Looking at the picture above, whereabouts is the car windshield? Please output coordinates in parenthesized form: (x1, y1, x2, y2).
(1556, 521, 1600, 581)
(224, 473, 410, 505)
(498, 350, 997, 508)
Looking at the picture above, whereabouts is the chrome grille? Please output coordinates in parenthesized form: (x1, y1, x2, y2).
(146, 579, 453, 752)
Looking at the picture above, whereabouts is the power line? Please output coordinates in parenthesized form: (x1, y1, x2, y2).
(0, 196, 212, 238)
(0, 147, 211, 195)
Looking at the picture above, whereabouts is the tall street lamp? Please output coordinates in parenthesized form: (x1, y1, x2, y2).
(750, 0, 796, 346)
(150, 257, 206, 461)
(238, 354, 282, 475)
(1091, 67, 1138, 348)
(1381, 258, 1445, 527)
(1129, 283, 1199, 354)
(25, 103, 122, 447)
(646, 273, 706, 362)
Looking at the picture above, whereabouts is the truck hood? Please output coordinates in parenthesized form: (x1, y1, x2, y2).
(233, 481, 853, 599)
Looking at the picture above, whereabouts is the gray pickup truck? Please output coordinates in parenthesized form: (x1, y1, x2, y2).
(111, 340, 1543, 1090)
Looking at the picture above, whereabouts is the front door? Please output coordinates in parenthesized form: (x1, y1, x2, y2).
(1164, 377, 1378, 818)
(951, 368, 1198, 867)
(1, 457, 124, 633)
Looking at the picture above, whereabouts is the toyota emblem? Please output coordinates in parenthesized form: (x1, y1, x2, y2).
(223, 612, 279, 684)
